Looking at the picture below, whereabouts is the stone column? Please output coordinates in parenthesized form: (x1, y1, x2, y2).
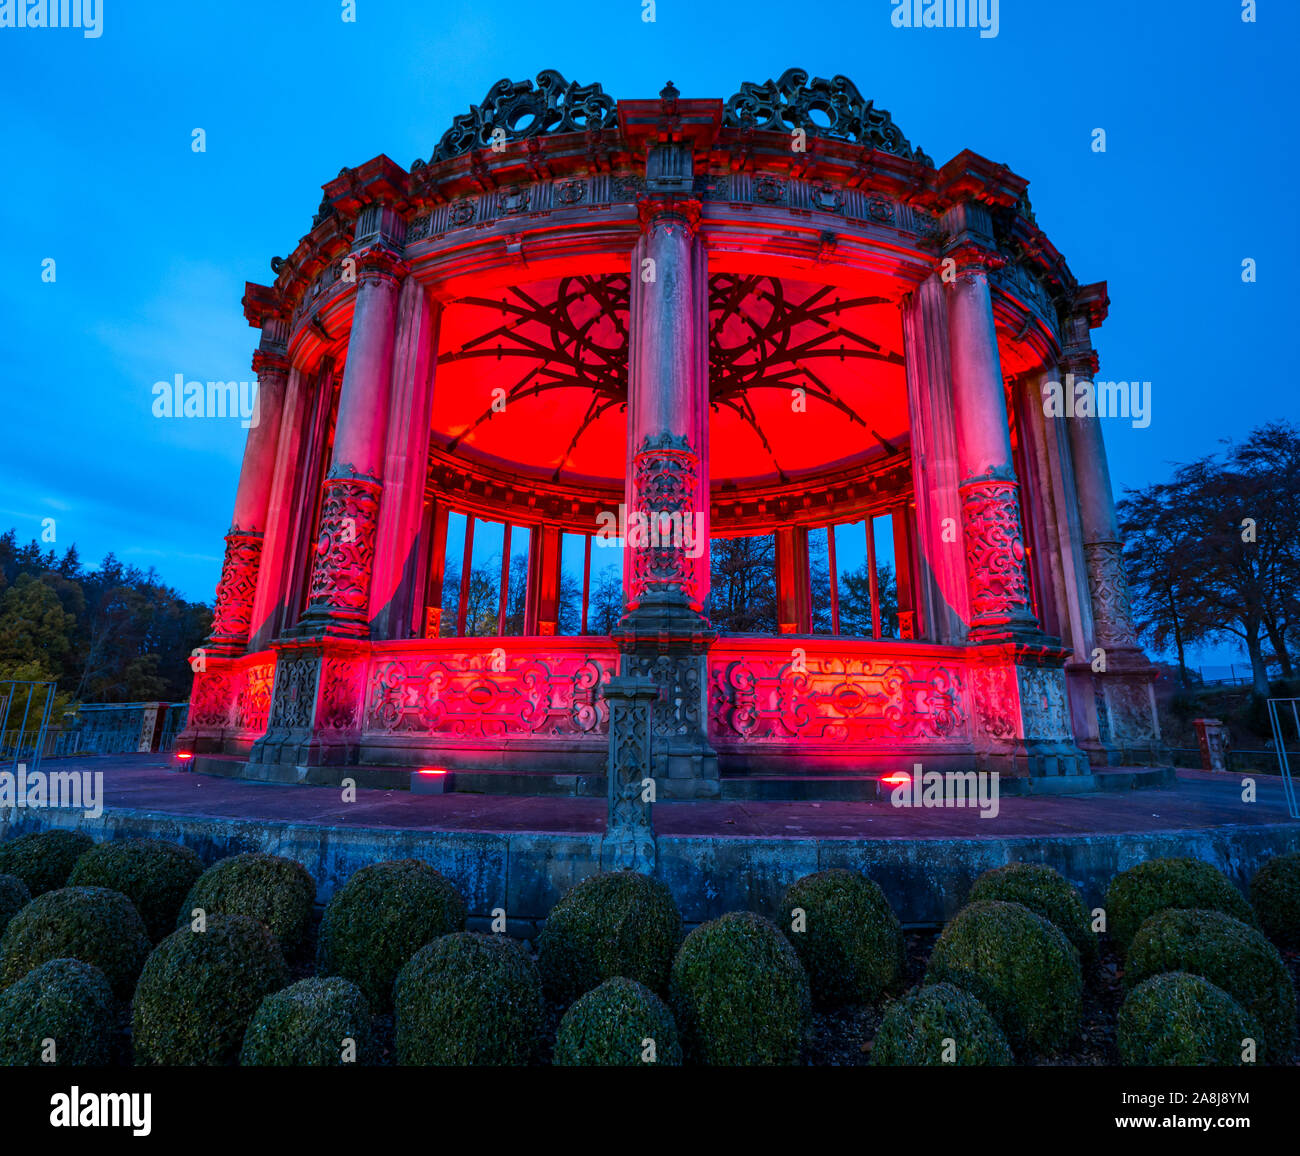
(296, 207, 405, 639)
(369, 275, 439, 640)
(944, 244, 1039, 641)
(208, 324, 290, 654)
(1059, 301, 1163, 759)
(617, 195, 718, 798)
(902, 274, 969, 643)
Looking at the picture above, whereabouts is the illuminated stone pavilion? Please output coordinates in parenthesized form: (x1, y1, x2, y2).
(180, 69, 1164, 799)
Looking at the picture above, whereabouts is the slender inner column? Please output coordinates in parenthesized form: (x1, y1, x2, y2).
(623, 198, 710, 617)
(208, 330, 289, 654)
(298, 220, 405, 638)
(945, 249, 1039, 639)
(1065, 362, 1141, 652)
(901, 275, 969, 643)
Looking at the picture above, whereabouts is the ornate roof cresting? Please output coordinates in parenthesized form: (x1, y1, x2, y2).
(424, 69, 617, 163)
(723, 68, 932, 165)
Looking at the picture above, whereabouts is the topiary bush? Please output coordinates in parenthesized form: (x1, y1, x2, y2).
(317, 859, 467, 1012)
(1118, 972, 1262, 1066)
(240, 976, 375, 1067)
(967, 863, 1096, 964)
(1105, 857, 1254, 955)
(537, 870, 682, 1005)
(780, 868, 904, 1008)
(0, 886, 150, 999)
(669, 911, 811, 1066)
(1125, 907, 1295, 1060)
(0, 958, 118, 1066)
(0, 830, 93, 896)
(0, 873, 31, 938)
(553, 977, 682, 1067)
(870, 982, 1014, 1066)
(69, 838, 205, 943)
(394, 932, 544, 1066)
(1250, 851, 1300, 950)
(178, 853, 315, 955)
(133, 914, 290, 1066)
(924, 900, 1081, 1054)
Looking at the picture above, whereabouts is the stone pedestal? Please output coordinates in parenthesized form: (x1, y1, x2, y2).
(600, 675, 658, 874)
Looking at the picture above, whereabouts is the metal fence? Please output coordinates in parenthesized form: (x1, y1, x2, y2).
(1266, 698, 1300, 819)
(0, 680, 57, 775)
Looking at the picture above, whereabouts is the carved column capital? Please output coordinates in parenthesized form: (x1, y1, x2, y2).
(943, 240, 1006, 281)
(352, 241, 406, 289)
(636, 195, 702, 238)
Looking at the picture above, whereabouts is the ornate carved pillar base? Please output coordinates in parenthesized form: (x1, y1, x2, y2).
(247, 640, 368, 768)
(600, 675, 658, 874)
(1091, 662, 1165, 766)
(615, 592, 719, 800)
(960, 478, 1040, 642)
(968, 644, 1091, 777)
(293, 472, 382, 640)
(207, 531, 264, 655)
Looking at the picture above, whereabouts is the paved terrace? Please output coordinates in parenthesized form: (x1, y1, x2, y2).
(6, 754, 1295, 840)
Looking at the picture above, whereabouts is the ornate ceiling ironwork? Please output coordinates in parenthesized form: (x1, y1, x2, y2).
(722, 68, 931, 165)
(437, 273, 904, 485)
(426, 70, 617, 163)
(709, 274, 905, 481)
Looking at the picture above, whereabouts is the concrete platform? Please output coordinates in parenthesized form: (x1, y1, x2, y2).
(2, 755, 1296, 932)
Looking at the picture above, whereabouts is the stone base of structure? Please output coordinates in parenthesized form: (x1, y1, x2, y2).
(175, 633, 1159, 794)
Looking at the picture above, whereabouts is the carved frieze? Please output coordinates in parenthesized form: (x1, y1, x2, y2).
(305, 473, 382, 622)
(1084, 541, 1140, 649)
(960, 480, 1035, 626)
(365, 651, 614, 738)
(708, 652, 966, 744)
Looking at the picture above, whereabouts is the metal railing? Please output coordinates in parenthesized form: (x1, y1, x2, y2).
(1266, 698, 1300, 819)
(0, 680, 57, 776)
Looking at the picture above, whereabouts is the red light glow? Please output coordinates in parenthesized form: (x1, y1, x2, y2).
(881, 771, 911, 787)
(419, 768, 448, 776)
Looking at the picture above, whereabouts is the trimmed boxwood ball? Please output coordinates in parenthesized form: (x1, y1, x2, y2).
(870, 982, 1013, 1067)
(0, 958, 117, 1066)
(537, 870, 682, 1005)
(925, 900, 1081, 1054)
(1118, 972, 1261, 1066)
(553, 977, 682, 1067)
(69, 838, 205, 942)
(317, 859, 467, 1012)
(1250, 851, 1300, 949)
(1105, 857, 1254, 955)
(133, 914, 290, 1066)
(0, 886, 150, 999)
(0, 830, 93, 896)
(1125, 907, 1295, 1060)
(780, 868, 904, 1008)
(669, 911, 811, 1066)
(178, 852, 315, 955)
(240, 976, 376, 1067)
(968, 863, 1096, 964)
(394, 932, 544, 1065)
(0, 873, 31, 938)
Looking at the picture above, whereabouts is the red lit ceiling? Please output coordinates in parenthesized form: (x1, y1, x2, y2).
(431, 273, 909, 489)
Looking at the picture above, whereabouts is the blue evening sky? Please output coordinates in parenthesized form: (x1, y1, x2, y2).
(0, 0, 1293, 671)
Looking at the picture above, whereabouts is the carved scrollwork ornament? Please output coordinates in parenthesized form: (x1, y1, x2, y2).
(431, 70, 617, 162)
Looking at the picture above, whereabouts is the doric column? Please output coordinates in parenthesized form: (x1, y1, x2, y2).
(369, 274, 439, 640)
(207, 319, 290, 654)
(944, 239, 1039, 641)
(902, 274, 970, 643)
(615, 192, 718, 799)
(296, 206, 405, 638)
